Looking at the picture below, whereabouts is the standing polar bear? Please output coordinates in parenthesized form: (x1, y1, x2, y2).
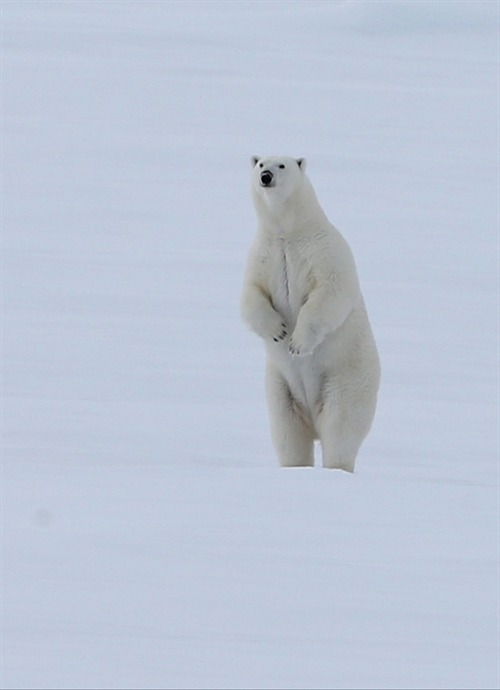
(241, 156, 380, 471)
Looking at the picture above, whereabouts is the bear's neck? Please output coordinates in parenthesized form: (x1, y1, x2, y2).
(253, 178, 328, 238)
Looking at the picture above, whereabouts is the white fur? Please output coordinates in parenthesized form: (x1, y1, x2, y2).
(241, 155, 380, 471)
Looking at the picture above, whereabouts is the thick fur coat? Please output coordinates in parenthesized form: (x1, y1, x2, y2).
(241, 156, 380, 471)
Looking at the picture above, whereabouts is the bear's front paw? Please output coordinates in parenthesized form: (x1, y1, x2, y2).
(271, 322, 288, 343)
(245, 304, 287, 343)
(289, 329, 315, 356)
(257, 309, 287, 343)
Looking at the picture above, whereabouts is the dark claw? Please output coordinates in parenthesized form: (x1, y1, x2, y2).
(273, 322, 288, 343)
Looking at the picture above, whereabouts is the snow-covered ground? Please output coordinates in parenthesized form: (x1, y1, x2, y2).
(1, 1, 498, 688)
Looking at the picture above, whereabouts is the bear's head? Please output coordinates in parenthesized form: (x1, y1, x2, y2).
(251, 156, 307, 205)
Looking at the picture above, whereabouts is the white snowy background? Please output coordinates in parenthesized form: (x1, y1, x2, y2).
(1, 1, 498, 688)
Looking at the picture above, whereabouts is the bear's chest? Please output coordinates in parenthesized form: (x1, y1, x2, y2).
(266, 242, 310, 325)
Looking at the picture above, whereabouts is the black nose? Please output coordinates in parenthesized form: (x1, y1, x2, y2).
(260, 170, 273, 186)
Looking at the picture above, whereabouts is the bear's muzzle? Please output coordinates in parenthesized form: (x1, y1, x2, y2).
(260, 170, 274, 187)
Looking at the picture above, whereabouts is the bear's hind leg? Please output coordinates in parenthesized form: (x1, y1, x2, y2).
(319, 395, 376, 473)
(266, 364, 315, 467)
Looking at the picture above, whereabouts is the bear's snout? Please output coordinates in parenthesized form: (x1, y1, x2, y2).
(260, 170, 274, 187)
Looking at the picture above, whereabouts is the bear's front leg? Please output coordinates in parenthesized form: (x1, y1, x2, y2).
(289, 297, 326, 356)
(289, 286, 353, 356)
(241, 284, 287, 343)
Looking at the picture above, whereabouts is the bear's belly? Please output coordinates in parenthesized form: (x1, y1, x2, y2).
(268, 343, 325, 422)
(266, 311, 379, 431)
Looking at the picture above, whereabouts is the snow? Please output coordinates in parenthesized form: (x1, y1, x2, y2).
(1, 1, 498, 688)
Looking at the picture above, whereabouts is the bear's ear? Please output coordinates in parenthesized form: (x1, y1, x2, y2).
(296, 157, 306, 171)
(251, 155, 260, 168)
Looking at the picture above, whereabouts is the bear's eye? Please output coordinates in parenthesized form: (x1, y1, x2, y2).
(259, 163, 264, 168)
(279, 164, 285, 169)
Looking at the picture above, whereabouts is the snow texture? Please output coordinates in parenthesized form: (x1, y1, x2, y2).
(1, 1, 498, 688)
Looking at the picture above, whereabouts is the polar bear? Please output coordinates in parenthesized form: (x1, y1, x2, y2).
(241, 155, 380, 471)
